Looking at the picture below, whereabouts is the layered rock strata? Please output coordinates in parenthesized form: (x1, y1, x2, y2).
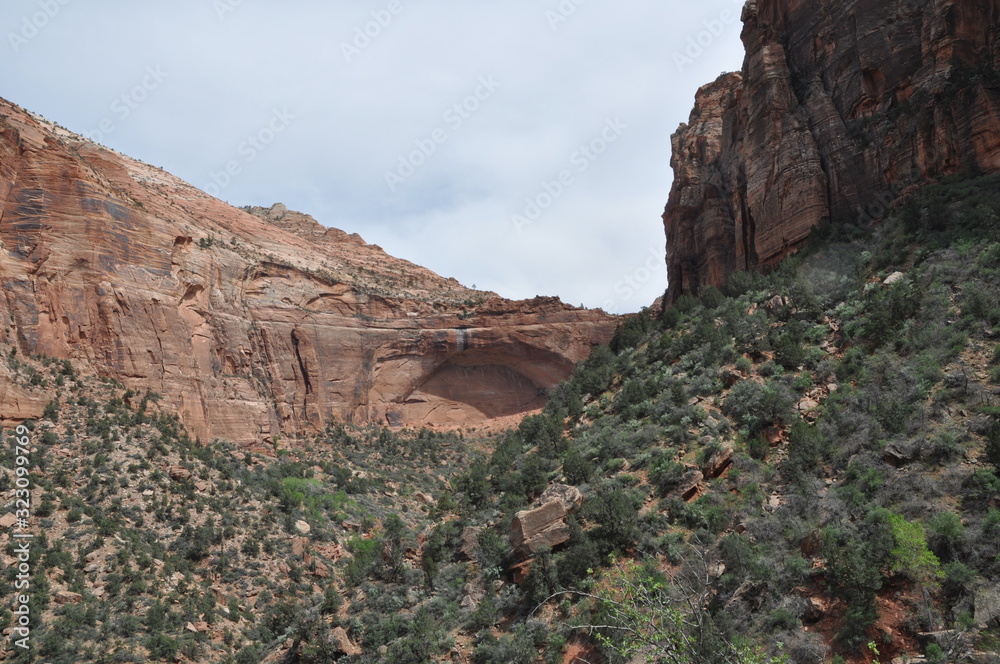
(0, 98, 616, 442)
(665, 0, 1000, 302)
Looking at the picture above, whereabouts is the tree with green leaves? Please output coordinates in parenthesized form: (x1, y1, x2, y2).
(888, 513, 942, 586)
(986, 416, 1000, 476)
(535, 556, 789, 664)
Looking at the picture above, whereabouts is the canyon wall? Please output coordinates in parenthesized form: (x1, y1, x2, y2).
(0, 98, 616, 442)
(665, 0, 1000, 302)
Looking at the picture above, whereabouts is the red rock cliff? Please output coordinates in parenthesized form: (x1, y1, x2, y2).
(665, 0, 1000, 302)
(0, 98, 616, 442)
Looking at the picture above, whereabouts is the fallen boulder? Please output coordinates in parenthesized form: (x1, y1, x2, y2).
(510, 485, 583, 557)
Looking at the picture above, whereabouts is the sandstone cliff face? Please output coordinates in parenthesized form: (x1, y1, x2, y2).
(665, 0, 1000, 302)
(0, 98, 616, 442)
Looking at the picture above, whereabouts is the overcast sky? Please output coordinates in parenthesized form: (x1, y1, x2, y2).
(2, 0, 746, 313)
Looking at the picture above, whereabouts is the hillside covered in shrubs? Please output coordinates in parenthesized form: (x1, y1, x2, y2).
(2, 174, 1000, 663)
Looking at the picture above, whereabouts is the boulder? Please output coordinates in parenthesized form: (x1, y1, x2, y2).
(883, 441, 915, 468)
(512, 559, 534, 585)
(510, 485, 583, 557)
(330, 627, 362, 657)
(54, 590, 83, 605)
(797, 399, 819, 414)
(884, 272, 906, 285)
(800, 531, 823, 558)
(538, 484, 584, 512)
(721, 368, 744, 387)
(459, 526, 482, 561)
(167, 466, 191, 482)
(461, 582, 485, 610)
(765, 296, 790, 314)
(975, 584, 1000, 629)
(0, 363, 48, 421)
(703, 445, 733, 479)
(677, 470, 704, 502)
(804, 597, 827, 624)
(511, 501, 571, 557)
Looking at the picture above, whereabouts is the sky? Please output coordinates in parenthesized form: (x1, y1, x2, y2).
(1, 0, 746, 314)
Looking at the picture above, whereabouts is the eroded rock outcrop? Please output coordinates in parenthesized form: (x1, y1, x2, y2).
(665, 0, 1000, 302)
(0, 360, 48, 422)
(510, 484, 583, 557)
(0, 98, 617, 441)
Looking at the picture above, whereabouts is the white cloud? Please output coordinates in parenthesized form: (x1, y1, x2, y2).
(1, 0, 746, 313)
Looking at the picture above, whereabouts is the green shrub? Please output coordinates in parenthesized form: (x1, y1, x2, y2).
(723, 379, 795, 437)
(925, 643, 946, 664)
(466, 593, 500, 632)
(35, 496, 55, 518)
(555, 527, 601, 588)
(941, 562, 976, 603)
(660, 306, 681, 329)
(857, 280, 921, 347)
(699, 285, 726, 310)
(965, 470, 1000, 511)
(927, 511, 964, 562)
(562, 447, 595, 485)
(476, 528, 511, 581)
(474, 625, 543, 664)
(611, 310, 654, 354)
(987, 417, 1000, 475)
(582, 484, 642, 555)
(574, 345, 615, 397)
(648, 452, 685, 497)
(766, 608, 798, 631)
(823, 515, 894, 650)
(961, 283, 1000, 326)
(42, 400, 59, 422)
(674, 294, 700, 314)
(523, 547, 559, 607)
(546, 382, 583, 420)
(724, 270, 755, 298)
(343, 536, 380, 587)
(786, 421, 826, 479)
(888, 513, 942, 585)
(747, 434, 769, 461)
(772, 334, 807, 371)
(520, 413, 566, 459)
